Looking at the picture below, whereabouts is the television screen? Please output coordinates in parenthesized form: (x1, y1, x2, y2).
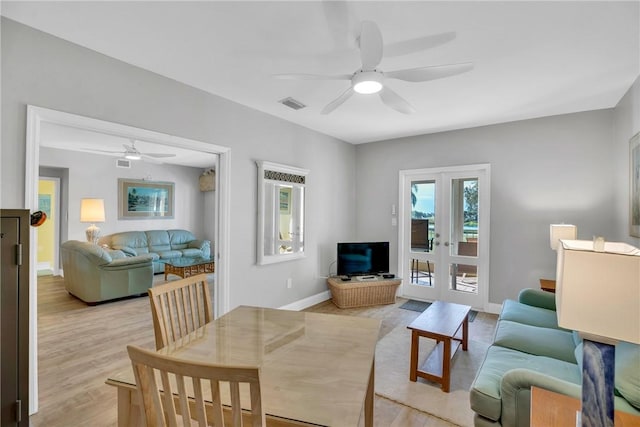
(337, 242, 389, 276)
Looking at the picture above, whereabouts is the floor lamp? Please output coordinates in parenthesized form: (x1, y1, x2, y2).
(555, 240, 640, 427)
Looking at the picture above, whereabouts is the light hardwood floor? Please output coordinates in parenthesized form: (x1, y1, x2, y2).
(31, 275, 497, 426)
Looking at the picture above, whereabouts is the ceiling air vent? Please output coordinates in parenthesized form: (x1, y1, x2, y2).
(116, 158, 131, 168)
(278, 97, 306, 111)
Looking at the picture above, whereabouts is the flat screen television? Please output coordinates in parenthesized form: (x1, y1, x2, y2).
(337, 242, 390, 276)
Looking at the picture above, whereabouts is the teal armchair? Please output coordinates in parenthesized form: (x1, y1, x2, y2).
(61, 240, 154, 305)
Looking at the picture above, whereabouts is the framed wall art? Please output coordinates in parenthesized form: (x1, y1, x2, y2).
(118, 179, 174, 219)
(630, 132, 640, 237)
(38, 194, 51, 216)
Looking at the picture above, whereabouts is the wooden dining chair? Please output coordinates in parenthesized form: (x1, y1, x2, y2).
(127, 345, 265, 427)
(148, 273, 213, 350)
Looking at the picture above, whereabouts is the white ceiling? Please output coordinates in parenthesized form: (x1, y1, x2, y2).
(3, 1, 639, 144)
(40, 122, 218, 168)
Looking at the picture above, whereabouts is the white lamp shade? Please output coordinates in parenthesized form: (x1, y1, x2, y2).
(549, 224, 577, 250)
(555, 240, 640, 344)
(80, 198, 105, 223)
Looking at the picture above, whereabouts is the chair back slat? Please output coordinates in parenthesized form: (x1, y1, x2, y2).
(149, 274, 213, 349)
(210, 379, 225, 426)
(174, 290, 188, 338)
(185, 287, 198, 332)
(158, 370, 177, 427)
(140, 364, 164, 427)
(127, 345, 265, 427)
(249, 383, 263, 427)
(175, 374, 191, 427)
(230, 382, 242, 426)
(192, 377, 208, 424)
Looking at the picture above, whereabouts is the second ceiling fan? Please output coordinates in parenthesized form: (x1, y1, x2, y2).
(277, 21, 473, 115)
(91, 140, 176, 162)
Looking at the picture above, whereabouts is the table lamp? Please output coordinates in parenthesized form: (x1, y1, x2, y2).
(555, 239, 640, 427)
(80, 198, 105, 244)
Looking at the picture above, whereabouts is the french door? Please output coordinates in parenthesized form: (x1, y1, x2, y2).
(398, 164, 490, 309)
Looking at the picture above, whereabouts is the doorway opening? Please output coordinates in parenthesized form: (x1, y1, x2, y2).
(37, 176, 61, 276)
(25, 106, 231, 415)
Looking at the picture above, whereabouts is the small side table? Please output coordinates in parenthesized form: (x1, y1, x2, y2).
(539, 278, 556, 293)
(530, 386, 640, 427)
(406, 300, 470, 392)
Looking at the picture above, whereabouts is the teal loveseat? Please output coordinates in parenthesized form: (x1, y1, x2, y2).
(98, 229, 211, 274)
(470, 288, 640, 426)
(61, 240, 154, 304)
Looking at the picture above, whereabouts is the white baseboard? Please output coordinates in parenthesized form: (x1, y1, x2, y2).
(37, 262, 51, 271)
(278, 291, 503, 314)
(279, 290, 331, 311)
(485, 302, 502, 315)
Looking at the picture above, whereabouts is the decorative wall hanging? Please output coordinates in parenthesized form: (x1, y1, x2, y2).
(118, 178, 174, 219)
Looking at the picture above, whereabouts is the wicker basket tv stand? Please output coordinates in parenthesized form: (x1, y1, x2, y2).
(327, 276, 401, 308)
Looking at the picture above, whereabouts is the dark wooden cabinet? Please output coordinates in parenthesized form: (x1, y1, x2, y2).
(1, 210, 30, 426)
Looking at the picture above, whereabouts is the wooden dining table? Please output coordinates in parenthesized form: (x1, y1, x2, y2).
(106, 305, 381, 426)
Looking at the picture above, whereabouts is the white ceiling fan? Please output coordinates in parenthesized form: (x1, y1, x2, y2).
(276, 21, 473, 115)
(90, 140, 176, 161)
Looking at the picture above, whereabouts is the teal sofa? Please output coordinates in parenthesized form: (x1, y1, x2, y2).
(470, 288, 640, 426)
(98, 229, 211, 274)
(61, 240, 154, 304)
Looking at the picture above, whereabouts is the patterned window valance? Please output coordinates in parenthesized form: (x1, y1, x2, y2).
(264, 169, 306, 184)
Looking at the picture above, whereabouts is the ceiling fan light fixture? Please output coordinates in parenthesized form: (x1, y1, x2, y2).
(352, 71, 383, 94)
(124, 152, 141, 160)
(280, 21, 471, 114)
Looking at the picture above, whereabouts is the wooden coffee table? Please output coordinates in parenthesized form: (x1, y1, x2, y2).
(161, 256, 215, 280)
(407, 300, 471, 392)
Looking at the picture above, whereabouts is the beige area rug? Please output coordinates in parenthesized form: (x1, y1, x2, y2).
(375, 326, 489, 427)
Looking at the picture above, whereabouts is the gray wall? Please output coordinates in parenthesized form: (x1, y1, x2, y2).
(3, 17, 638, 309)
(355, 110, 618, 305)
(613, 76, 640, 246)
(1, 18, 357, 309)
(40, 146, 207, 241)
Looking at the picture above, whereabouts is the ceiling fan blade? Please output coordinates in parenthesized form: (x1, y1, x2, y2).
(379, 87, 416, 114)
(384, 31, 457, 57)
(86, 149, 122, 154)
(321, 0, 357, 49)
(274, 73, 351, 81)
(140, 154, 166, 164)
(386, 62, 474, 82)
(142, 153, 176, 158)
(359, 21, 383, 70)
(321, 87, 354, 115)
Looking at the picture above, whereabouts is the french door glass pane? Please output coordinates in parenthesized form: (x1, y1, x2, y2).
(409, 259, 435, 287)
(411, 180, 435, 251)
(448, 263, 478, 294)
(449, 178, 479, 294)
(410, 180, 436, 287)
(450, 178, 478, 250)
